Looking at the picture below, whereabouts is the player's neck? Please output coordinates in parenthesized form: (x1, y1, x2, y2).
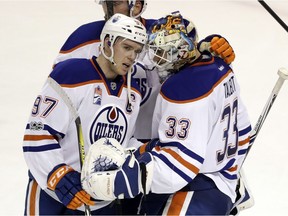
(97, 55, 118, 80)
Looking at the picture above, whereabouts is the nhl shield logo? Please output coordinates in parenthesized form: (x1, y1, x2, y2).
(93, 86, 102, 105)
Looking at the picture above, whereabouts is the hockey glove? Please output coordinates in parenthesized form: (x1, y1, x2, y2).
(198, 34, 235, 64)
(82, 152, 141, 201)
(47, 164, 94, 210)
(134, 138, 159, 158)
(82, 151, 154, 201)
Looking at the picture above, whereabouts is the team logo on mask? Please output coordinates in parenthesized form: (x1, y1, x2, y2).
(89, 105, 128, 145)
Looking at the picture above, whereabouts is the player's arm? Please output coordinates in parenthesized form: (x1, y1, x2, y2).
(198, 34, 235, 64)
(23, 75, 94, 209)
(23, 78, 71, 187)
(147, 87, 210, 194)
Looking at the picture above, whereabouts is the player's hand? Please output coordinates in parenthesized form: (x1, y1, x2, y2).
(198, 34, 235, 64)
(134, 138, 159, 158)
(47, 164, 94, 209)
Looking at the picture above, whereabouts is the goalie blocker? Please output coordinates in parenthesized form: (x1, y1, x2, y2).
(81, 137, 154, 201)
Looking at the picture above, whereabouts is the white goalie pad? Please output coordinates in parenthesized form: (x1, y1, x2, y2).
(235, 169, 255, 211)
(81, 137, 126, 200)
(230, 169, 255, 215)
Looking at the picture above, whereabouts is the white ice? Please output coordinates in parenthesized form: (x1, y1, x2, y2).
(0, 0, 288, 215)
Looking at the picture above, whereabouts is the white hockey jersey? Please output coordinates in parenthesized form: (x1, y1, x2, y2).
(54, 19, 160, 140)
(23, 57, 141, 210)
(150, 56, 251, 202)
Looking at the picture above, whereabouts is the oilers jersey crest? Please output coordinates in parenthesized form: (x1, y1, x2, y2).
(89, 104, 128, 144)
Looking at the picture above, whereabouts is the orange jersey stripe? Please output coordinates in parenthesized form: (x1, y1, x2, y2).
(228, 165, 238, 172)
(167, 191, 188, 215)
(23, 135, 55, 141)
(59, 40, 101, 54)
(239, 137, 250, 146)
(155, 146, 199, 174)
(61, 80, 101, 88)
(29, 180, 38, 216)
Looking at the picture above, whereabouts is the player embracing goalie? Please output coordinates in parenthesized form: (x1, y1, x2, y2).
(79, 11, 253, 215)
(22, 3, 254, 215)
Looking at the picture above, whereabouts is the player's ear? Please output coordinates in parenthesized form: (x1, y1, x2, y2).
(103, 37, 112, 53)
(132, 0, 142, 17)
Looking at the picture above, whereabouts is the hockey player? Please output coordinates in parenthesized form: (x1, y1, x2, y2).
(54, 0, 236, 142)
(52, 1, 240, 214)
(138, 11, 252, 215)
(22, 13, 147, 215)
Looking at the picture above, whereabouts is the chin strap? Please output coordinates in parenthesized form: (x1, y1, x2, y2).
(127, 66, 133, 110)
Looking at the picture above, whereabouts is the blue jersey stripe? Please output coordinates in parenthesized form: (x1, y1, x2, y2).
(23, 143, 61, 152)
(158, 141, 204, 164)
(152, 151, 193, 183)
(239, 125, 252, 136)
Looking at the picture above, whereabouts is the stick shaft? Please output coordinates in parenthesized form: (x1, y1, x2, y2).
(249, 76, 285, 144)
(47, 77, 91, 216)
(244, 69, 287, 162)
(258, 0, 288, 33)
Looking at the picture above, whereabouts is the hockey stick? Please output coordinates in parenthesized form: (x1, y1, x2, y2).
(47, 77, 91, 216)
(245, 68, 288, 160)
(258, 0, 288, 33)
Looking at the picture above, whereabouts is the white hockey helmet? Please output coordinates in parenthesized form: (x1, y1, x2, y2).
(98, 0, 148, 19)
(100, 13, 147, 108)
(147, 11, 200, 81)
(100, 13, 147, 64)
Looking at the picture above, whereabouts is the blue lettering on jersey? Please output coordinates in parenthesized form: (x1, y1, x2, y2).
(132, 63, 152, 106)
(89, 105, 128, 144)
(223, 76, 236, 98)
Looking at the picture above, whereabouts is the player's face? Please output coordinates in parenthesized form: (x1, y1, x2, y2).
(101, 0, 142, 20)
(111, 37, 143, 76)
(102, 0, 130, 19)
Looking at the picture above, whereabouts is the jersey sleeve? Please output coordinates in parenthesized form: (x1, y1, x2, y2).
(53, 21, 105, 65)
(151, 91, 209, 193)
(23, 78, 75, 189)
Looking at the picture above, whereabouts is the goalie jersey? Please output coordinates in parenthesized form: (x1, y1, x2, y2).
(151, 56, 251, 202)
(23, 56, 141, 210)
(54, 18, 160, 140)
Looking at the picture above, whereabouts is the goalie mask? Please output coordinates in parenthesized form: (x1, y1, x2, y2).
(147, 11, 200, 81)
(98, 0, 148, 19)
